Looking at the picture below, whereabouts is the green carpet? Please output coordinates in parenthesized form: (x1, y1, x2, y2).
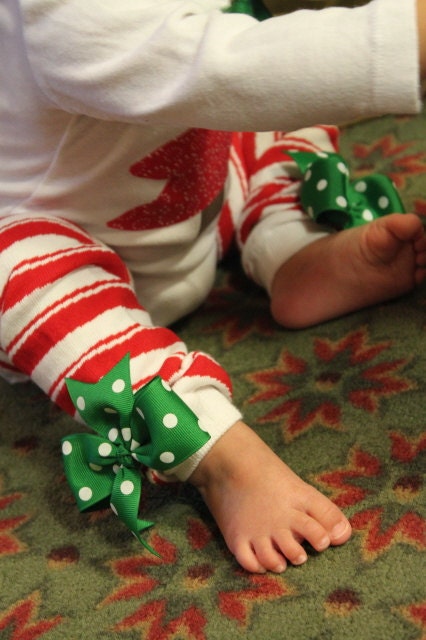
(1, 111, 426, 639)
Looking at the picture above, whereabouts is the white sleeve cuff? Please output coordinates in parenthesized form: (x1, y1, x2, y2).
(242, 212, 331, 294)
(166, 386, 242, 481)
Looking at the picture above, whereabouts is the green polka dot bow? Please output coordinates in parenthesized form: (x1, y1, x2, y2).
(225, 0, 271, 20)
(62, 354, 210, 555)
(287, 151, 405, 230)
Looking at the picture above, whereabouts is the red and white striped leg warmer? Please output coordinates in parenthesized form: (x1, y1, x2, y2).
(0, 215, 241, 479)
(219, 126, 339, 291)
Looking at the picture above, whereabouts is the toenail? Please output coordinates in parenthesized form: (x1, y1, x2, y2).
(293, 553, 307, 566)
(273, 563, 286, 574)
(331, 521, 349, 539)
(317, 536, 330, 551)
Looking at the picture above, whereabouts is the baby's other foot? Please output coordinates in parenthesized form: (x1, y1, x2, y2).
(271, 213, 426, 328)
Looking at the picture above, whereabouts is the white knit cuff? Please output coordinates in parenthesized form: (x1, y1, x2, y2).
(242, 212, 331, 294)
(165, 386, 242, 481)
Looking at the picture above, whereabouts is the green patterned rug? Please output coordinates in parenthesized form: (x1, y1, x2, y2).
(1, 111, 426, 640)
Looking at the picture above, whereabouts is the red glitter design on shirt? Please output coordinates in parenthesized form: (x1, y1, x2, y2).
(108, 129, 232, 231)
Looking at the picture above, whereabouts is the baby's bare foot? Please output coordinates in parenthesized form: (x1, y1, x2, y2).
(271, 213, 426, 329)
(190, 421, 351, 573)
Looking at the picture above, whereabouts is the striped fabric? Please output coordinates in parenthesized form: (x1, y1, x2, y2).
(0, 215, 232, 419)
(219, 127, 339, 260)
(0, 127, 338, 421)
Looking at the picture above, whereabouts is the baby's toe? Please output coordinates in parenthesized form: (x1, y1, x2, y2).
(251, 537, 287, 574)
(329, 519, 352, 545)
(231, 539, 267, 574)
(306, 493, 352, 546)
(292, 512, 331, 552)
(274, 530, 308, 566)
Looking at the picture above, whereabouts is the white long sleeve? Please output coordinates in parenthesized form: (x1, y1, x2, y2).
(20, 0, 421, 131)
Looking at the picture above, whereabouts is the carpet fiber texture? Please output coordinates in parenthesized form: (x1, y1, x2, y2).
(1, 111, 426, 639)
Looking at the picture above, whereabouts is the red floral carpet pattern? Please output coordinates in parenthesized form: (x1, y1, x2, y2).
(1, 112, 426, 639)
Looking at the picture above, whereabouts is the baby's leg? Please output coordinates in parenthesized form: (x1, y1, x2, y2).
(271, 213, 426, 329)
(190, 420, 351, 574)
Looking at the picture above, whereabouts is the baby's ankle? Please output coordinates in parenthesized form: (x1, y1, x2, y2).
(188, 420, 256, 490)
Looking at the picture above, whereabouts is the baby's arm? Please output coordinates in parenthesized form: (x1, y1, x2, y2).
(22, 0, 421, 133)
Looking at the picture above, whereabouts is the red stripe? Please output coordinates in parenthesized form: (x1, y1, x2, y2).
(318, 125, 340, 151)
(3, 246, 131, 311)
(253, 138, 315, 173)
(217, 201, 235, 258)
(238, 132, 259, 177)
(10, 284, 142, 374)
(7, 279, 132, 352)
(242, 176, 294, 211)
(178, 350, 233, 394)
(239, 187, 299, 244)
(0, 217, 94, 251)
(50, 325, 181, 412)
(254, 128, 338, 173)
(0, 360, 21, 374)
(151, 353, 186, 387)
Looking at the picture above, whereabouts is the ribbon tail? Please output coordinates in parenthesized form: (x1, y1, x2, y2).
(111, 467, 160, 557)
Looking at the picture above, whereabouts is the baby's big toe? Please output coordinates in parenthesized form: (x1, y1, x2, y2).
(330, 519, 352, 545)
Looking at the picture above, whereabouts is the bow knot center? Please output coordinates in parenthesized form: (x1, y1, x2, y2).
(114, 443, 137, 469)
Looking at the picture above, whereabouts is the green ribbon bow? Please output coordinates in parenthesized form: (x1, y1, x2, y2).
(225, 0, 271, 20)
(62, 354, 210, 554)
(287, 150, 405, 230)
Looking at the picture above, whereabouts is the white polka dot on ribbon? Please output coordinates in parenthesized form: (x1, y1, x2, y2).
(108, 428, 119, 442)
(160, 452, 175, 464)
(355, 181, 367, 193)
(98, 442, 112, 457)
(130, 439, 141, 452)
(112, 379, 126, 394)
(378, 196, 389, 209)
(163, 413, 178, 429)
(62, 441, 72, 456)
(79, 487, 93, 502)
(120, 480, 135, 496)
